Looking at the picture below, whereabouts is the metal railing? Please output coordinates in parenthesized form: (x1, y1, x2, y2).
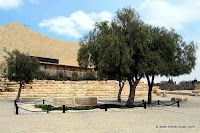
(147, 100, 180, 107)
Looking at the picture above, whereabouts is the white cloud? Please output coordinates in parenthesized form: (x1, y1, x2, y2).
(0, 0, 40, 9)
(39, 16, 82, 38)
(39, 11, 112, 38)
(0, 0, 23, 9)
(138, 0, 200, 30)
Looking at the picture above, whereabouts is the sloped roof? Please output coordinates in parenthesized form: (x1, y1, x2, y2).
(0, 21, 80, 67)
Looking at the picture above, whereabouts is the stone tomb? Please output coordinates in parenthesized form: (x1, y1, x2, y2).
(53, 97, 97, 107)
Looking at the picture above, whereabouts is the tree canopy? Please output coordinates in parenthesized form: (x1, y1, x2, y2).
(78, 8, 147, 105)
(140, 25, 197, 103)
(77, 7, 197, 105)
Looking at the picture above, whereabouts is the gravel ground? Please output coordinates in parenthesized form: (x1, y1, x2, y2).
(0, 94, 200, 133)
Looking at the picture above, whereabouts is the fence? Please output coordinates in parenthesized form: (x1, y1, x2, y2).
(147, 100, 180, 107)
(14, 99, 180, 115)
(14, 100, 53, 114)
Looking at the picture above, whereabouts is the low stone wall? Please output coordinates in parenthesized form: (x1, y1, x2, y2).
(0, 79, 160, 98)
(165, 90, 200, 96)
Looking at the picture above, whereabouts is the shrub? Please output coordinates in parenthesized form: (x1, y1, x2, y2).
(83, 72, 96, 80)
(70, 71, 81, 81)
(35, 70, 99, 81)
(0, 61, 7, 78)
(35, 70, 50, 80)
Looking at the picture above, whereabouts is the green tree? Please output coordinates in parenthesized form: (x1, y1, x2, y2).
(78, 21, 127, 102)
(78, 7, 147, 105)
(141, 25, 197, 104)
(4, 50, 39, 101)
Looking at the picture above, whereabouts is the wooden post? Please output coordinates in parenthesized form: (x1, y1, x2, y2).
(63, 105, 65, 113)
(14, 100, 18, 115)
(16, 105, 19, 115)
(177, 101, 180, 107)
(105, 104, 107, 111)
(144, 101, 146, 109)
(142, 100, 144, 104)
(14, 100, 17, 107)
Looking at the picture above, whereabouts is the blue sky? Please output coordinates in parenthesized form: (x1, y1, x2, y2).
(0, 0, 200, 83)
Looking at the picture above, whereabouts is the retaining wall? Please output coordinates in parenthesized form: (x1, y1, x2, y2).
(0, 79, 159, 99)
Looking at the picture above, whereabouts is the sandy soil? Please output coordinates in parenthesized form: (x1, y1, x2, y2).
(0, 94, 199, 133)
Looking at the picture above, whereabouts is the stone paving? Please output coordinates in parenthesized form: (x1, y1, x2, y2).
(0, 94, 200, 133)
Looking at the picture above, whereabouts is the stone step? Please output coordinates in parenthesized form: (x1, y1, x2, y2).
(0, 79, 151, 99)
(0, 91, 146, 95)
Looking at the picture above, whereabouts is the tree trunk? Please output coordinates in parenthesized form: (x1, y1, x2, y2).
(117, 80, 125, 102)
(147, 85, 153, 104)
(147, 75, 154, 104)
(126, 79, 140, 105)
(16, 81, 22, 102)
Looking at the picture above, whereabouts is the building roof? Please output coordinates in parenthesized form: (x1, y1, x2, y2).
(0, 21, 80, 67)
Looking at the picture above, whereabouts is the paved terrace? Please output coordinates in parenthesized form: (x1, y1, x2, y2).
(0, 94, 200, 133)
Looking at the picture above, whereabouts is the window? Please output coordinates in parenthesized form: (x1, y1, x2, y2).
(30, 56, 59, 64)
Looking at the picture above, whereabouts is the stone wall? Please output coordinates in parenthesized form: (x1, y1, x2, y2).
(195, 84, 200, 90)
(0, 79, 160, 99)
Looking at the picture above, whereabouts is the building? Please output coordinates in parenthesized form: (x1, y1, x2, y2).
(0, 21, 93, 76)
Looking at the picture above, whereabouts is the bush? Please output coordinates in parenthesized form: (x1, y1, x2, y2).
(0, 61, 7, 78)
(35, 104, 132, 111)
(156, 82, 178, 91)
(35, 70, 99, 81)
(70, 71, 81, 81)
(157, 80, 199, 91)
(83, 72, 96, 80)
(35, 70, 50, 80)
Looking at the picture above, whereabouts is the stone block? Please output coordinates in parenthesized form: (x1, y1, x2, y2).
(153, 86, 159, 91)
(194, 84, 200, 90)
(171, 97, 188, 102)
(75, 97, 97, 106)
(162, 93, 167, 97)
(153, 90, 157, 93)
(190, 93, 195, 96)
(53, 98, 75, 107)
(156, 92, 162, 96)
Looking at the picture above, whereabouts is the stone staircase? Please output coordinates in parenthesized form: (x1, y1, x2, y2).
(0, 79, 159, 99)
